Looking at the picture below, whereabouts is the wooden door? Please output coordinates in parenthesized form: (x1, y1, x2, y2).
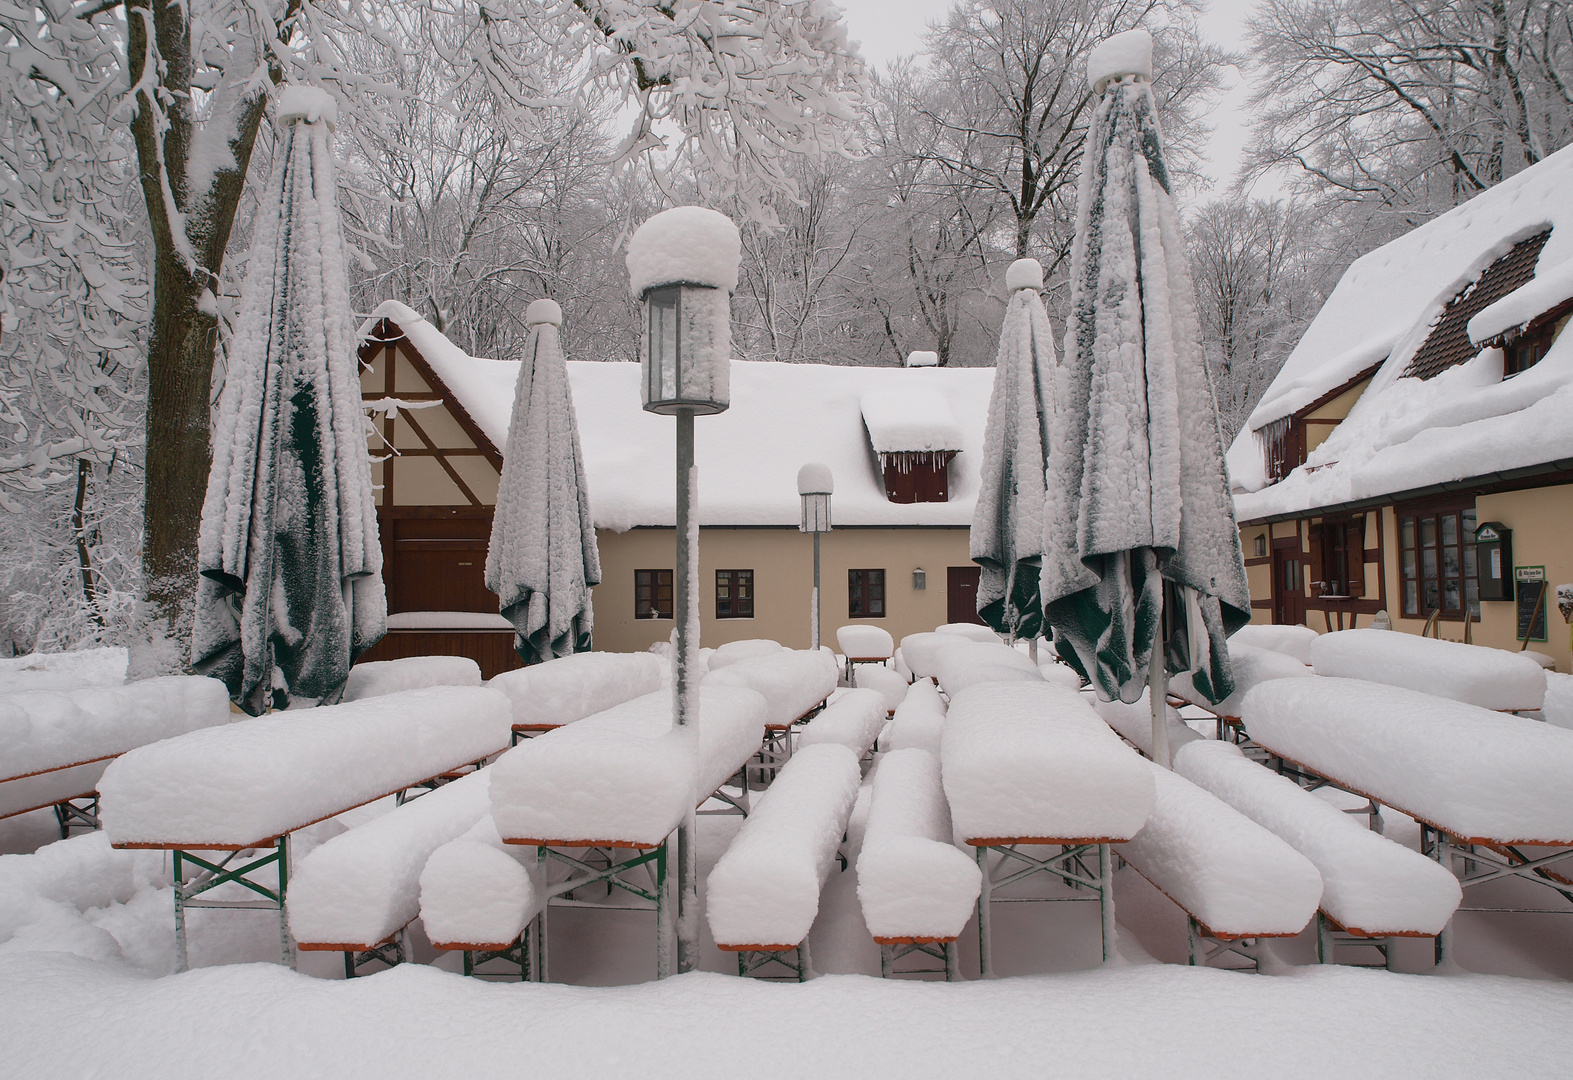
(1271, 540, 1306, 626)
(947, 566, 985, 625)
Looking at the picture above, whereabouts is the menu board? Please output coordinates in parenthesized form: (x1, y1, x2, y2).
(1516, 566, 1547, 642)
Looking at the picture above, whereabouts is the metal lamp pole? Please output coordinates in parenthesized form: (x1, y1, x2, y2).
(798, 464, 833, 651)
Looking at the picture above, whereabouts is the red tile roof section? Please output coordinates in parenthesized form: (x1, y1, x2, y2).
(1402, 229, 1551, 380)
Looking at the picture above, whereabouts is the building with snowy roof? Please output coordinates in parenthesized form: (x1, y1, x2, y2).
(354, 302, 994, 673)
(1226, 144, 1573, 666)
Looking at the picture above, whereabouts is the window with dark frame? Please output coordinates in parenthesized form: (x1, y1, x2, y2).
(1398, 503, 1478, 620)
(715, 569, 754, 619)
(635, 569, 673, 619)
(1310, 514, 1365, 598)
(849, 569, 886, 618)
(1505, 325, 1555, 377)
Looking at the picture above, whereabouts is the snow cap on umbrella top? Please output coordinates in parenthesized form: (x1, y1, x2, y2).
(275, 85, 338, 131)
(626, 207, 741, 297)
(1006, 258, 1044, 293)
(525, 298, 562, 327)
(905, 351, 939, 368)
(797, 462, 834, 496)
(1087, 29, 1153, 93)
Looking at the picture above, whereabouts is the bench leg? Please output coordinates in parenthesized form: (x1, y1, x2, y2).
(1316, 911, 1333, 964)
(1187, 916, 1201, 966)
(173, 850, 190, 974)
(975, 846, 994, 978)
(536, 847, 551, 982)
(1098, 843, 1117, 964)
(943, 940, 960, 982)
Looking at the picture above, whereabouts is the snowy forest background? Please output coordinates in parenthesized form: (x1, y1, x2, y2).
(2, 0, 1570, 658)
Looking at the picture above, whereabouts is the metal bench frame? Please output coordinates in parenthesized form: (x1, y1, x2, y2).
(974, 840, 1117, 977)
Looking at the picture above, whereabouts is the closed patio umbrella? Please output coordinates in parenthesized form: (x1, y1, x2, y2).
(192, 86, 385, 714)
(485, 298, 601, 664)
(1041, 31, 1250, 763)
(971, 257, 1055, 645)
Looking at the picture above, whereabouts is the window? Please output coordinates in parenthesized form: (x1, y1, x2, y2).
(635, 569, 673, 619)
(1505, 326, 1554, 377)
(1310, 515, 1365, 598)
(878, 452, 954, 503)
(849, 569, 886, 618)
(1261, 416, 1306, 483)
(1398, 503, 1478, 620)
(715, 569, 754, 619)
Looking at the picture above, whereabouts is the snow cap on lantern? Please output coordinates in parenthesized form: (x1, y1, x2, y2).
(1087, 29, 1153, 94)
(905, 350, 939, 368)
(1006, 258, 1043, 293)
(626, 206, 740, 415)
(525, 298, 562, 327)
(275, 85, 338, 131)
(798, 462, 833, 532)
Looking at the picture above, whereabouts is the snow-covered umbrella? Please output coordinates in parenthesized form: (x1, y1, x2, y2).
(485, 298, 601, 665)
(1041, 30, 1250, 763)
(192, 86, 385, 714)
(971, 257, 1055, 645)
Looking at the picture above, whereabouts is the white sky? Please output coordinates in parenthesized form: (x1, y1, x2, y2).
(834, 0, 1272, 202)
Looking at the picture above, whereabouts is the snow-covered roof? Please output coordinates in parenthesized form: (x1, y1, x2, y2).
(1230, 145, 1573, 519)
(859, 385, 965, 454)
(361, 301, 994, 530)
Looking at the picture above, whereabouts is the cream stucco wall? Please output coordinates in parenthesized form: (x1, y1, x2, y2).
(1302, 376, 1371, 457)
(592, 526, 974, 653)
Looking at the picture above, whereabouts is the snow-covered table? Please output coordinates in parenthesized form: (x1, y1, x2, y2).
(1243, 675, 1573, 962)
(941, 681, 1156, 974)
(98, 686, 511, 971)
(1309, 629, 1546, 712)
(0, 677, 232, 835)
(703, 649, 837, 781)
(486, 651, 664, 741)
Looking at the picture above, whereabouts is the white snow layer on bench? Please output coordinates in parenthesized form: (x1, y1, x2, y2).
(1310, 628, 1545, 710)
(1172, 643, 1311, 717)
(856, 748, 982, 942)
(1118, 760, 1323, 937)
(898, 633, 963, 679)
(0, 832, 167, 963)
(1543, 671, 1573, 730)
(837, 625, 893, 659)
(935, 642, 1043, 695)
(0, 676, 233, 783)
(98, 687, 511, 847)
(0, 647, 127, 693)
(1243, 676, 1573, 843)
(707, 743, 861, 948)
(1039, 662, 1085, 690)
(289, 768, 493, 948)
(852, 665, 908, 714)
(1093, 691, 1203, 758)
(884, 678, 947, 753)
(1173, 741, 1461, 935)
(487, 651, 664, 729)
(0, 761, 112, 820)
(934, 623, 1002, 643)
(943, 682, 1155, 842)
(707, 639, 782, 670)
(702, 649, 837, 727)
(343, 656, 481, 701)
(1228, 624, 1318, 665)
(489, 685, 766, 847)
(798, 689, 887, 757)
(420, 816, 541, 950)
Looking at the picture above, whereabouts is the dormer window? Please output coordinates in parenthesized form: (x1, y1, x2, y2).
(860, 383, 964, 504)
(1505, 326, 1553, 376)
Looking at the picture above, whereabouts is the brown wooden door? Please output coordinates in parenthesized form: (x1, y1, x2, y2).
(1272, 540, 1306, 626)
(947, 566, 985, 625)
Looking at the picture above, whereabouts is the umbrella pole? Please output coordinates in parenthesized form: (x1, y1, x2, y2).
(811, 531, 821, 652)
(1150, 588, 1171, 769)
(674, 408, 699, 975)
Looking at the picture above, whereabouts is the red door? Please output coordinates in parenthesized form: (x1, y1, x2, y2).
(947, 566, 985, 625)
(1272, 540, 1306, 626)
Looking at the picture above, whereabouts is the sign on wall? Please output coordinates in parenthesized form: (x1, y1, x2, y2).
(1516, 565, 1547, 643)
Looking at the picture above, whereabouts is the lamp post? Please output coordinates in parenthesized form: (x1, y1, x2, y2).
(797, 463, 834, 651)
(627, 206, 741, 978)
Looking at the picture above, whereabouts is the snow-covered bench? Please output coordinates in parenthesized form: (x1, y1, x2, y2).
(486, 651, 663, 740)
(1174, 739, 1461, 966)
(419, 816, 543, 979)
(935, 623, 1001, 643)
(884, 678, 947, 753)
(703, 649, 838, 776)
(898, 633, 963, 680)
(1243, 675, 1573, 962)
(98, 685, 511, 970)
(1309, 628, 1546, 711)
(1118, 760, 1323, 970)
(934, 641, 1042, 695)
(343, 655, 482, 700)
(707, 638, 782, 670)
(1093, 691, 1205, 759)
(942, 681, 1156, 973)
(287, 767, 494, 976)
(707, 743, 862, 980)
(488, 685, 766, 979)
(851, 665, 909, 716)
(1170, 642, 1311, 736)
(855, 748, 981, 980)
(0, 677, 232, 833)
(797, 689, 887, 759)
(1228, 623, 1317, 665)
(836, 625, 894, 685)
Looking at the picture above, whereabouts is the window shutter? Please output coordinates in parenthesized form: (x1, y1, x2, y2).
(1345, 517, 1366, 597)
(1306, 523, 1324, 598)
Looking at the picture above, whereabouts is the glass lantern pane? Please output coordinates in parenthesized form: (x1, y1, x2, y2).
(647, 287, 680, 400)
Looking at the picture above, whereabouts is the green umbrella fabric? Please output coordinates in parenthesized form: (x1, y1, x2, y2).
(192, 88, 385, 713)
(485, 298, 601, 665)
(971, 258, 1055, 643)
(1042, 33, 1250, 705)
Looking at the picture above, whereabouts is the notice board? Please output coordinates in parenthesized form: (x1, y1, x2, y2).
(1516, 566, 1547, 643)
